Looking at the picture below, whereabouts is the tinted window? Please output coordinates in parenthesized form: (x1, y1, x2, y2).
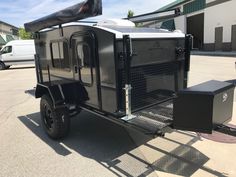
(77, 43, 92, 84)
(51, 41, 70, 69)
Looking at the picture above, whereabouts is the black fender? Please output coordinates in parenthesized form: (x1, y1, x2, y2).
(35, 84, 65, 107)
(35, 82, 89, 108)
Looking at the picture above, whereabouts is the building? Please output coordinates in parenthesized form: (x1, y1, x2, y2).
(0, 21, 19, 48)
(143, 0, 236, 51)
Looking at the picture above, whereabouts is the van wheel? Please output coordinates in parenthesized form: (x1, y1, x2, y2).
(0, 62, 5, 70)
(40, 95, 70, 139)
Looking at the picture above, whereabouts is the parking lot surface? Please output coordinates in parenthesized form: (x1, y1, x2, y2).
(0, 56, 235, 177)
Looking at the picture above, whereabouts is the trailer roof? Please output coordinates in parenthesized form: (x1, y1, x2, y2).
(95, 26, 185, 39)
(37, 22, 185, 39)
(105, 27, 173, 33)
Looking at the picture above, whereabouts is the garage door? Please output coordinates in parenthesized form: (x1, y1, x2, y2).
(232, 25, 236, 51)
(215, 27, 223, 51)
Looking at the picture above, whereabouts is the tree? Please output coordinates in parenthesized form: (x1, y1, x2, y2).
(18, 28, 33, 39)
(127, 10, 134, 18)
(127, 10, 142, 27)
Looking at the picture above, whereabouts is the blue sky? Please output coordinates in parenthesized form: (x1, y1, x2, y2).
(0, 0, 175, 27)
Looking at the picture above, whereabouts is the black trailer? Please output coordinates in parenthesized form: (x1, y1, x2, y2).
(25, 0, 235, 139)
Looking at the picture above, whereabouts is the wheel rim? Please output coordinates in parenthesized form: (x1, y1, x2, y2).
(43, 104, 54, 129)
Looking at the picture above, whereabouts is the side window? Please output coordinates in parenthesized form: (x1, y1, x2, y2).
(77, 43, 93, 85)
(1, 46, 12, 54)
(6, 46, 12, 53)
(50, 41, 70, 70)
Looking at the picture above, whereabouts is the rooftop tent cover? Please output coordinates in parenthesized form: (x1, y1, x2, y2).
(24, 0, 102, 32)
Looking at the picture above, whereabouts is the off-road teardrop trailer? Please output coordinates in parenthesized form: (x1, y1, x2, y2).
(25, 0, 235, 139)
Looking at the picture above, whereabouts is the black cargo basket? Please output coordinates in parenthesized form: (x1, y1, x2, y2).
(120, 60, 184, 112)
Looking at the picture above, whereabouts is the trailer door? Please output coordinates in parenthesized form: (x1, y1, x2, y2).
(71, 32, 100, 109)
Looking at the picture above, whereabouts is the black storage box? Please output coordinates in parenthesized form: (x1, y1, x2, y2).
(173, 80, 235, 133)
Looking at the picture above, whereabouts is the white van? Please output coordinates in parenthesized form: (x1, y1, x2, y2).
(0, 40, 35, 70)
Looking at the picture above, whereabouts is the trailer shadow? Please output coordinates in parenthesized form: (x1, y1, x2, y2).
(18, 112, 227, 177)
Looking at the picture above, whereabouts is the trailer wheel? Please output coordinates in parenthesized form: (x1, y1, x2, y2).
(0, 62, 5, 70)
(40, 95, 70, 139)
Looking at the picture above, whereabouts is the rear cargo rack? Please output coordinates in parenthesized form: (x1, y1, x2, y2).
(130, 100, 174, 134)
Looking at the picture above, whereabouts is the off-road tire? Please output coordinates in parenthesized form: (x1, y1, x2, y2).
(40, 95, 70, 139)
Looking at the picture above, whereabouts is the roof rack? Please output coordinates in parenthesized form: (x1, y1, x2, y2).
(126, 8, 181, 23)
(24, 0, 102, 32)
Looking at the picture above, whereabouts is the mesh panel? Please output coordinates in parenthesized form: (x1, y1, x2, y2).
(121, 61, 182, 111)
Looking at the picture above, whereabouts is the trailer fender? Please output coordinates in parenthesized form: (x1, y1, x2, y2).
(35, 84, 47, 98)
(35, 84, 65, 107)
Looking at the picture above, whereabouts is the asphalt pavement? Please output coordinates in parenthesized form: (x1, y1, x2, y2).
(0, 56, 235, 177)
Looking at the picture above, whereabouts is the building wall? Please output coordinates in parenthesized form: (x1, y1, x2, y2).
(0, 24, 13, 34)
(0, 22, 19, 47)
(204, 0, 236, 50)
(165, 0, 236, 51)
(175, 15, 186, 33)
(143, 0, 236, 51)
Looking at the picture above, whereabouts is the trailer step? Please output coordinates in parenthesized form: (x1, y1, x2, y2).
(128, 115, 171, 134)
(138, 108, 173, 123)
(128, 101, 174, 134)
